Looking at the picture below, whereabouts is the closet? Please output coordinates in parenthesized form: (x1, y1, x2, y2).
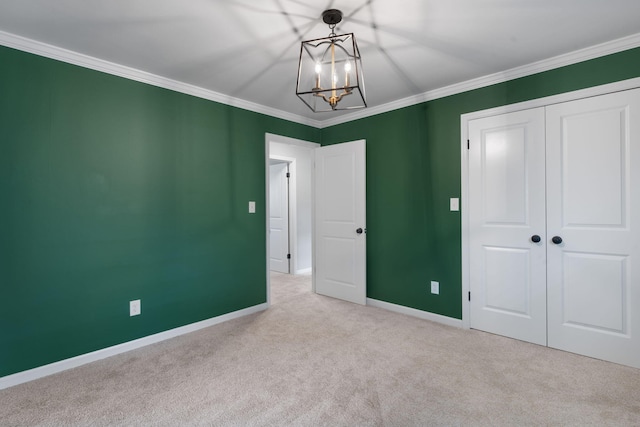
(467, 88, 640, 368)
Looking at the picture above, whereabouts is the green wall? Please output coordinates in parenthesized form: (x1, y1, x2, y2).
(0, 45, 319, 377)
(2, 40, 640, 379)
(322, 47, 640, 320)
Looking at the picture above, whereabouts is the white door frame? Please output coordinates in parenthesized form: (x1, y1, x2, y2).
(460, 76, 640, 329)
(265, 133, 320, 306)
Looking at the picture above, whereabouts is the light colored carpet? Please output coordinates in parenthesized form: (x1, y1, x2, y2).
(2, 272, 640, 426)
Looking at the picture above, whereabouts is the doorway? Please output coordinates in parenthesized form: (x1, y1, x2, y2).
(265, 134, 368, 307)
(265, 134, 319, 305)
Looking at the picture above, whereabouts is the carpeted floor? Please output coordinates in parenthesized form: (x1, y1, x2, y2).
(1, 272, 640, 426)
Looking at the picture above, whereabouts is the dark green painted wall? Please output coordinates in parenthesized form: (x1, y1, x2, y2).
(322, 47, 640, 320)
(0, 45, 319, 377)
(2, 41, 640, 379)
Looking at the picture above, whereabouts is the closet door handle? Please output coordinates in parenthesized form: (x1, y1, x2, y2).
(531, 235, 541, 243)
(552, 236, 563, 244)
(356, 228, 363, 235)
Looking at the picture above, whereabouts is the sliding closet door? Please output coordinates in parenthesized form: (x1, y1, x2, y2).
(468, 108, 547, 346)
(546, 88, 640, 369)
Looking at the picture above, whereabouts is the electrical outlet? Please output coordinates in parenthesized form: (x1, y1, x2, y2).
(130, 299, 141, 316)
(249, 201, 256, 213)
(430, 281, 440, 295)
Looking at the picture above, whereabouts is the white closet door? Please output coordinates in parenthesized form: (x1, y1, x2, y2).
(546, 88, 640, 368)
(468, 108, 548, 345)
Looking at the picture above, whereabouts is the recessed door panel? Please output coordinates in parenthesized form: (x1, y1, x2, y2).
(323, 154, 356, 222)
(562, 108, 627, 228)
(483, 247, 531, 316)
(323, 237, 356, 285)
(561, 252, 626, 334)
(483, 127, 528, 225)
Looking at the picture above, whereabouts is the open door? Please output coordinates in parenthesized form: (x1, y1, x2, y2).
(314, 140, 366, 305)
(269, 162, 290, 273)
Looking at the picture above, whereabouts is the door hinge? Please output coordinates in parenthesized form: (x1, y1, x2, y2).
(286, 172, 290, 178)
(287, 254, 291, 259)
(468, 291, 471, 301)
(467, 139, 470, 150)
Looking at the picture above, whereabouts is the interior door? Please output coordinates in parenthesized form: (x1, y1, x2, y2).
(468, 108, 548, 345)
(546, 88, 640, 368)
(269, 162, 289, 273)
(314, 140, 366, 305)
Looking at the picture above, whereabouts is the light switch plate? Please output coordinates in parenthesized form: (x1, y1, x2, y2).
(450, 198, 459, 211)
(430, 281, 439, 295)
(130, 300, 141, 316)
(249, 201, 256, 213)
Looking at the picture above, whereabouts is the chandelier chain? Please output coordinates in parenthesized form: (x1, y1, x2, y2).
(329, 23, 337, 38)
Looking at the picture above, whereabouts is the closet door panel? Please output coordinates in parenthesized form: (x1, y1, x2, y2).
(546, 88, 640, 368)
(468, 108, 547, 346)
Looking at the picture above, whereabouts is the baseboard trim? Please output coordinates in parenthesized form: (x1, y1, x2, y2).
(294, 268, 312, 275)
(0, 303, 268, 391)
(366, 298, 463, 328)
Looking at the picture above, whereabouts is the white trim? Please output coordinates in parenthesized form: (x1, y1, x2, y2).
(265, 133, 320, 149)
(320, 32, 640, 128)
(0, 30, 321, 128)
(460, 76, 640, 330)
(0, 303, 268, 391)
(366, 298, 463, 329)
(294, 267, 312, 275)
(2, 29, 639, 129)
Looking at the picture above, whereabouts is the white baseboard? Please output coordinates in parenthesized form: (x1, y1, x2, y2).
(366, 298, 463, 328)
(0, 303, 268, 391)
(294, 268, 312, 275)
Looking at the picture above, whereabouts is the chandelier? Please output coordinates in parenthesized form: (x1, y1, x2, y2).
(296, 9, 366, 112)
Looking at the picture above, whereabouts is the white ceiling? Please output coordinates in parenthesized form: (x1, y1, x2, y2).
(1, 0, 639, 124)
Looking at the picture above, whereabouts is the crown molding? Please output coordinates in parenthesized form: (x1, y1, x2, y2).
(1, 29, 639, 130)
(319, 32, 640, 128)
(0, 30, 322, 128)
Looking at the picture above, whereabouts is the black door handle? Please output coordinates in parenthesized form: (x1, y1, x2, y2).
(552, 236, 563, 244)
(356, 228, 363, 234)
(531, 235, 541, 243)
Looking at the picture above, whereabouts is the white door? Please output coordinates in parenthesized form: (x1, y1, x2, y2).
(546, 89, 640, 368)
(468, 108, 548, 345)
(269, 162, 289, 273)
(314, 140, 366, 305)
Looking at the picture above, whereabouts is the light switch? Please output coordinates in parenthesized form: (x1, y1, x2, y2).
(450, 198, 459, 211)
(249, 201, 256, 213)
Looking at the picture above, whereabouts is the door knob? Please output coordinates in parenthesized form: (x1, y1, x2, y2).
(552, 236, 563, 244)
(356, 228, 363, 234)
(531, 235, 541, 243)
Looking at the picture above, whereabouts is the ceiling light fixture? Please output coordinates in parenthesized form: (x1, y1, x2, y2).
(296, 9, 366, 112)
